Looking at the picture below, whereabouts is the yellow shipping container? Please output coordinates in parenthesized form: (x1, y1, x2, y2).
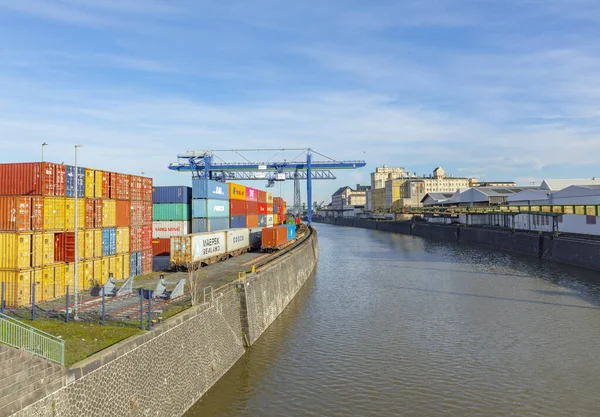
(41, 232, 54, 266)
(93, 259, 103, 286)
(41, 265, 55, 302)
(102, 199, 116, 227)
(274, 214, 278, 225)
(121, 253, 130, 279)
(108, 255, 118, 280)
(101, 257, 110, 284)
(229, 182, 247, 200)
(0, 232, 32, 269)
(53, 263, 66, 298)
(84, 230, 94, 259)
(65, 261, 88, 292)
(82, 260, 95, 289)
(0, 270, 32, 307)
(116, 227, 129, 254)
(113, 255, 123, 280)
(43, 197, 66, 230)
(93, 229, 102, 258)
(65, 198, 86, 230)
(31, 233, 44, 268)
(94, 170, 103, 198)
(85, 169, 95, 197)
(266, 192, 273, 204)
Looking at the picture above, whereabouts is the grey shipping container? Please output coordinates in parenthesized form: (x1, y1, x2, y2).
(192, 218, 230, 233)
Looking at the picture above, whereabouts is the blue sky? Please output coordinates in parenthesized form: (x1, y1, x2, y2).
(1, 0, 600, 203)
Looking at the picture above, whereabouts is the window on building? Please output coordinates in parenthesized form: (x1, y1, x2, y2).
(586, 215, 596, 225)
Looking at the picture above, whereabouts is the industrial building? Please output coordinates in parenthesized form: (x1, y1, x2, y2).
(330, 184, 370, 210)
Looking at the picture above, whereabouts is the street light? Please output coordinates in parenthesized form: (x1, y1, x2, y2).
(41, 142, 48, 162)
(73, 144, 83, 320)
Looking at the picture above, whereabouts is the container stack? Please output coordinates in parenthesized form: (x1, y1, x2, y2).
(256, 190, 275, 227)
(152, 186, 191, 256)
(0, 162, 153, 307)
(245, 187, 259, 227)
(273, 197, 287, 225)
(191, 179, 230, 233)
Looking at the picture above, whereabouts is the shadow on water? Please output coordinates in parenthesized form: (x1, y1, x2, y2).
(386, 285, 600, 311)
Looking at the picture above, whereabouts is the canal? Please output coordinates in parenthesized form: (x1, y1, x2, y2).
(187, 223, 600, 416)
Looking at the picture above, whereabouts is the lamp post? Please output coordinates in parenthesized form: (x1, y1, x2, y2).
(74, 144, 83, 320)
(41, 142, 48, 162)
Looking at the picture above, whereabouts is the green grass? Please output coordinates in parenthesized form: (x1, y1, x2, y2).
(22, 320, 141, 366)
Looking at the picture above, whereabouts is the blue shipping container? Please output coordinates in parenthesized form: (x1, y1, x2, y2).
(136, 252, 143, 276)
(192, 179, 229, 201)
(152, 186, 192, 204)
(230, 215, 246, 229)
(258, 215, 267, 227)
(101, 228, 116, 256)
(130, 253, 137, 277)
(192, 218, 230, 233)
(192, 199, 230, 218)
(285, 224, 296, 241)
(274, 205, 279, 215)
(65, 165, 85, 198)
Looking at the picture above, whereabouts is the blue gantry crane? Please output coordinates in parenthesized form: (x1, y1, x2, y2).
(168, 148, 366, 225)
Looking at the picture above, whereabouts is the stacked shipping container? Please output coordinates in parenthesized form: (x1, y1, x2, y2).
(152, 186, 192, 256)
(191, 179, 230, 233)
(0, 162, 153, 307)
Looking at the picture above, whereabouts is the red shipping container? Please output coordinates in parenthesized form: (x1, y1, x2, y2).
(142, 248, 153, 273)
(230, 200, 246, 216)
(0, 196, 43, 232)
(130, 176, 143, 201)
(142, 225, 152, 249)
(116, 200, 130, 227)
(130, 227, 142, 252)
(0, 162, 67, 196)
(261, 226, 287, 248)
(258, 203, 267, 215)
(152, 238, 170, 256)
(130, 200, 143, 227)
(246, 215, 258, 228)
(101, 171, 110, 198)
(142, 177, 153, 202)
(266, 204, 273, 214)
(93, 199, 103, 228)
(118, 174, 131, 200)
(257, 190, 267, 203)
(64, 232, 75, 262)
(108, 172, 118, 199)
(246, 201, 258, 215)
(84, 199, 94, 229)
(143, 201, 152, 225)
(54, 232, 65, 263)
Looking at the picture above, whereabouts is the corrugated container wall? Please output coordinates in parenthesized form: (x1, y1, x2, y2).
(192, 199, 229, 218)
(0, 162, 66, 196)
(192, 179, 229, 200)
(229, 183, 246, 201)
(229, 200, 246, 216)
(0, 196, 44, 232)
(261, 226, 288, 248)
(152, 186, 192, 204)
(226, 228, 250, 252)
(192, 218, 230, 233)
(230, 215, 246, 228)
(152, 221, 190, 238)
(170, 231, 226, 264)
(153, 203, 190, 221)
(65, 166, 85, 198)
(152, 238, 170, 256)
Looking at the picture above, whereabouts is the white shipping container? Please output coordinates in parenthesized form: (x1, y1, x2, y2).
(226, 228, 250, 252)
(153, 221, 191, 238)
(266, 214, 274, 226)
(170, 231, 226, 264)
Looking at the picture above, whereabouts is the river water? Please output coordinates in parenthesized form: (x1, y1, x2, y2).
(187, 223, 600, 416)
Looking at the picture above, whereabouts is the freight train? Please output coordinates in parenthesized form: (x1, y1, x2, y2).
(169, 223, 299, 268)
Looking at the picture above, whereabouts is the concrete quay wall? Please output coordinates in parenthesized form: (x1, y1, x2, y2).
(314, 217, 600, 271)
(10, 229, 319, 417)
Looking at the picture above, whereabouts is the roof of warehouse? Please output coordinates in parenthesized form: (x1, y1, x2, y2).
(420, 192, 454, 203)
(540, 179, 600, 190)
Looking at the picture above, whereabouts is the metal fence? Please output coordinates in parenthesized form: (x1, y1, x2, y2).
(0, 312, 65, 365)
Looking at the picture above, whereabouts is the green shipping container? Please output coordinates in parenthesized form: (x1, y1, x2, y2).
(152, 203, 190, 221)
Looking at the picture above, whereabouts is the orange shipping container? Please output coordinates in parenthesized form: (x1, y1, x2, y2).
(261, 226, 287, 248)
(0, 162, 65, 196)
(257, 190, 267, 203)
(266, 204, 273, 214)
(130, 176, 143, 201)
(246, 215, 259, 228)
(102, 171, 111, 198)
(152, 238, 170, 256)
(116, 200, 130, 227)
(92, 198, 103, 228)
(142, 177, 153, 202)
(0, 196, 44, 232)
(130, 200, 143, 227)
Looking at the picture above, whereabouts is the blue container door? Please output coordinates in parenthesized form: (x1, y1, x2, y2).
(230, 215, 246, 228)
(192, 199, 207, 218)
(286, 224, 296, 240)
(130, 253, 137, 277)
(136, 252, 142, 275)
(109, 228, 117, 255)
(66, 166, 75, 198)
(102, 228, 110, 256)
(153, 186, 192, 204)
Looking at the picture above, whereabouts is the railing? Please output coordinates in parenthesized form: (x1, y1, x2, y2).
(0, 312, 65, 365)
